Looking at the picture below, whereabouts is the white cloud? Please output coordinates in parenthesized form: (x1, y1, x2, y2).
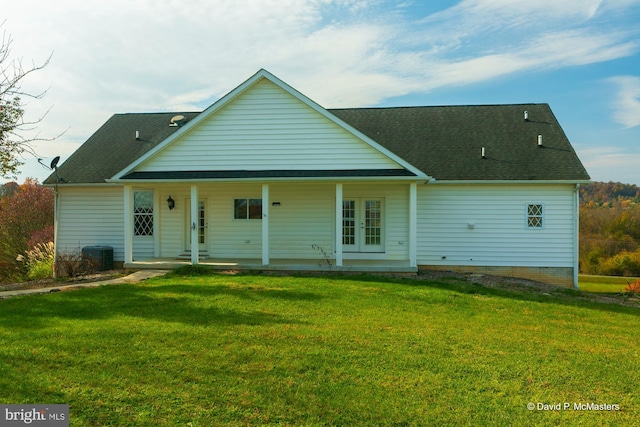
(577, 146, 640, 184)
(609, 76, 640, 128)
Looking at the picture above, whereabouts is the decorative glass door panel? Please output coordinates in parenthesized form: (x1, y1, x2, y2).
(365, 200, 382, 247)
(186, 200, 207, 251)
(342, 200, 356, 251)
(342, 198, 384, 252)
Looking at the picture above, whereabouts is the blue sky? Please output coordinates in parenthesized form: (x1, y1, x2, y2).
(3, 0, 640, 185)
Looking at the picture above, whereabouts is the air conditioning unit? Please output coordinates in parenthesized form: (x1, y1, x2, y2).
(82, 246, 114, 271)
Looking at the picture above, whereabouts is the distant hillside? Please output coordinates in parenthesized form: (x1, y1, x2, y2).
(579, 181, 640, 276)
(580, 181, 640, 206)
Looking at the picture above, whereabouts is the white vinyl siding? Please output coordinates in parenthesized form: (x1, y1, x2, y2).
(56, 186, 125, 261)
(416, 184, 575, 268)
(56, 186, 156, 261)
(135, 79, 402, 172)
(269, 183, 334, 259)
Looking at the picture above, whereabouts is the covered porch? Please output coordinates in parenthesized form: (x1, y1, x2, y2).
(122, 180, 420, 273)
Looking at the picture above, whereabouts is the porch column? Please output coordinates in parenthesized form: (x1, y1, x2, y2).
(409, 182, 417, 268)
(262, 184, 269, 265)
(190, 185, 199, 265)
(153, 189, 160, 258)
(123, 185, 133, 265)
(335, 183, 343, 267)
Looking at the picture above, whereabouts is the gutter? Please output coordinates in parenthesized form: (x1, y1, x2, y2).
(107, 176, 432, 184)
(428, 179, 592, 185)
(574, 183, 580, 289)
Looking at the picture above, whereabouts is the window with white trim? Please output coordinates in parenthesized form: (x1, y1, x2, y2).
(234, 198, 262, 220)
(526, 203, 544, 228)
(134, 191, 154, 236)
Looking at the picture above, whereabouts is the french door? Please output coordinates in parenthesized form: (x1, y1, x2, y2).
(342, 198, 384, 252)
(185, 199, 208, 251)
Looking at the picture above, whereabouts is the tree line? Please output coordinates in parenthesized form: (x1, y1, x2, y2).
(580, 181, 640, 276)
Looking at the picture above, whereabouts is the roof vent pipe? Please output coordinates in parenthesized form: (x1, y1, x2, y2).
(538, 134, 543, 146)
(524, 111, 529, 121)
(135, 130, 140, 140)
(481, 147, 486, 159)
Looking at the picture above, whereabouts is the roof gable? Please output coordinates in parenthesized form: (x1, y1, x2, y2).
(114, 70, 424, 180)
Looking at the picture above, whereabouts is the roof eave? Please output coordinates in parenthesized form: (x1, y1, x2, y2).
(107, 175, 431, 184)
(429, 179, 592, 185)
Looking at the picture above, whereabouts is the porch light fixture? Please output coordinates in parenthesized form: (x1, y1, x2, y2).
(167, 196, 175, 210)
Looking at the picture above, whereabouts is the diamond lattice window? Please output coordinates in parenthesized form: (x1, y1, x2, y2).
(134, 191, 154, 236)
(527, 204, 543, 228)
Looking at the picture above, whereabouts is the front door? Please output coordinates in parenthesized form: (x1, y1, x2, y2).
(185, 199, 208, 252)
(342, 198, 384, 253)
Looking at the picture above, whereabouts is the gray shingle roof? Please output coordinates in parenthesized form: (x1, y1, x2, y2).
(330, 103, 589, 181)
(44, 103, 589, 185)
(44, 112, 200, 184)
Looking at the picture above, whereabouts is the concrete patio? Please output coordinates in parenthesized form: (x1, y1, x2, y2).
(124, 257, 417, 274)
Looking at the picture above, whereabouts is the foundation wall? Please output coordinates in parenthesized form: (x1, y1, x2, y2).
(419, 265, 574, 288)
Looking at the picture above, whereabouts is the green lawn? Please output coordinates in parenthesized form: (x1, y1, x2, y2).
(579, 274, 639, 293)
(1, 271, 638, 426)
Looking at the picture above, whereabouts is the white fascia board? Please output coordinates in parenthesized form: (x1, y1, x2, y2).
(110, 69, 431, 182)
(428, 179, 592, 185)
(43, 182, 123, 188)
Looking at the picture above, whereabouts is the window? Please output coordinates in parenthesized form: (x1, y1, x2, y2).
(527, 203, 543, 228)
(234, 198, 262, 220)
(342, 200, 355, 245)
(134, 191, 154, 236)
(342, 198, 384, 252)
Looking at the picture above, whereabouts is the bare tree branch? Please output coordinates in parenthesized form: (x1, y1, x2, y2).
(0, 21, 56, 179)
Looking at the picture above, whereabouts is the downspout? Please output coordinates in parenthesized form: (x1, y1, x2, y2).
(574, 184, 580, 289)
(52, 186, 60, 278)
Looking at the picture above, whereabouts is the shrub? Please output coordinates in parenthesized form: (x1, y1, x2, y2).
(624, 278, 640, 296)
(16, 242, 55, 280)
(28, 225, 54, 249)
(55, 248, 97, 278)
(598, 249, 640, 277)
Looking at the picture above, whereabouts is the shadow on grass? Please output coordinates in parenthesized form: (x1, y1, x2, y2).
(0, 282, 323, 330)
(315, 273, 640, 317)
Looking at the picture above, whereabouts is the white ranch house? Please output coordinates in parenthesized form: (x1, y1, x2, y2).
(45, 69, 590, 287)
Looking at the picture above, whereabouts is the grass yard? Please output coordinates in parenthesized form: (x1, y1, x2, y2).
(1, 271, 639, 426)
(579, 274, 640, 293)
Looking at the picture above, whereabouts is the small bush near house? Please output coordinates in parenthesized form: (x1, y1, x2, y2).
(55, 248, 96, 278)
(15, 242, 55, 280)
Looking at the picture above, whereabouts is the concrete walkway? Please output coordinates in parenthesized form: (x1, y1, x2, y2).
(0, 270, 168, 299)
